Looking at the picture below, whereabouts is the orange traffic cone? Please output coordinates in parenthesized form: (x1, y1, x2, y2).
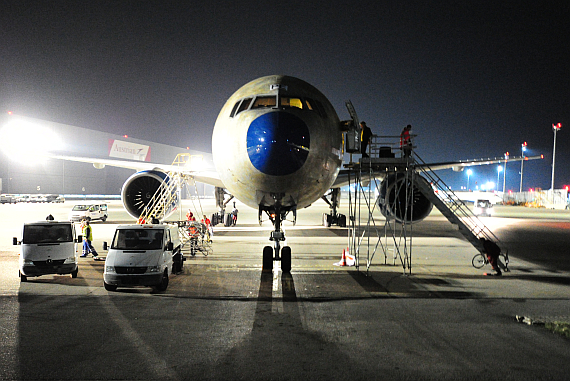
(334, 249, 348, 266)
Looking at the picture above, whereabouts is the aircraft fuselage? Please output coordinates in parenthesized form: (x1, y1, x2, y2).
(212, 75, 343, 213)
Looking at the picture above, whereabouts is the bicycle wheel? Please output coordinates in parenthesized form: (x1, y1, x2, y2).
(472, 254, 486, 269)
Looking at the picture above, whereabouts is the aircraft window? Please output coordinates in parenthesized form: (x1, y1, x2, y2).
(230, 101, 241, 117)
(280, 97, 303, 109)
(305, 98, 326, 117)
(251, 96, 277, 109)
(236, 98, 253, 115)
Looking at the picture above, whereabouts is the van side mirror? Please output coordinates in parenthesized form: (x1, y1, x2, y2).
(103, 242, 108, 250)
(167, 242, 174, 251)
(13, 237, 18, 245)
(76, 235, 82, 243)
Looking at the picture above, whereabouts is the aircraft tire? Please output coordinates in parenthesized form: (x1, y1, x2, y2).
(262, 246, 273, 272)
(338, 214, 347, 228)
(322, 213, 331, 227)
(281, 246, 292, 273)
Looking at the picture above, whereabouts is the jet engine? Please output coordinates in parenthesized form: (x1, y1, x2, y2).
(378, 173, 433, 223)
(121, 170, 178, 219)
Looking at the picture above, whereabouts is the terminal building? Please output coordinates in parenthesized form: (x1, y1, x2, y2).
(0, 113, 214, 198)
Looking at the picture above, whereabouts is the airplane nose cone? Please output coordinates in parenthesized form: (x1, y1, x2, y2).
(246, 112, 310, 176)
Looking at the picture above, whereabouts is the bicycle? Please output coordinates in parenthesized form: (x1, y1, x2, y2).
(472, 252, 509, 270)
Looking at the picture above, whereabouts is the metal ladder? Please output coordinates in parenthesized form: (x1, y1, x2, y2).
(138, 154, 201, 223)
(410, 152, 502, 255)
(138, 172, 181, 223)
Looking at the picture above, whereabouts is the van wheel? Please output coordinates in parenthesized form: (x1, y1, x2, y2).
(154, 270, 169, 292)
(19, 271, 27, 282)
(70, 268, 78, 278)
(104, 282, 117, 291)
(101, 216, 107, 222)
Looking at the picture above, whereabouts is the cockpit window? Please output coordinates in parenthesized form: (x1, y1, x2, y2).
(305, 98, 326, 117)
(230, 101, 241, 118)
(251, 96, 277, 109)
(230, 95, 327, 118)
(236, 98, 253, 115)
(280, 97, 303, 109)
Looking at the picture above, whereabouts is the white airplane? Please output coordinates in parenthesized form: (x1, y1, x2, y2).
(16, 74, 541, 271)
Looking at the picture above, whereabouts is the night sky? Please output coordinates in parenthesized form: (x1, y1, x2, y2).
(1, 1, 569, 191)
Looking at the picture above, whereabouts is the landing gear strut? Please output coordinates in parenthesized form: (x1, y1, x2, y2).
(261, 203, 293, 273)
(321, 188, 347, 227)
(211, 187, 234, 226)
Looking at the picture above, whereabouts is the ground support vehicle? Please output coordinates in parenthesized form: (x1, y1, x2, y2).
(69, 203, 108, 222)
(14, 221, 81, 282)
(103, 224, 183, 292)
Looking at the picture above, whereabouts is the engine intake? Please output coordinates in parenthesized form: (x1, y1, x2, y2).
(378, 173, 433, 223)
(121, 170, 177, 219)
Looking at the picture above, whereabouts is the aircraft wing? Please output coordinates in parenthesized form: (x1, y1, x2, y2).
(50, 154, 226, 188)
(332, 154, 542, 188)
(416, 154, 543, 172)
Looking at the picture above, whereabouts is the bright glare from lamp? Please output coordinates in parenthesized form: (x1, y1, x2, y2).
(0, 119, 63, 164)
(186, 155, 205, 171)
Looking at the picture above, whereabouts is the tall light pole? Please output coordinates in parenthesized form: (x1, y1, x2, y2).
(502, 152, 508, 202)
(551, 123, 562, 199)
(497, 165, 503, 191)
(467, 169, 472, 191)
(519, 142, 527, 192)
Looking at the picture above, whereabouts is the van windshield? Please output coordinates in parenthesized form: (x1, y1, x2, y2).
(23, 224, 73, 244)
(112, 229, 164, 250)
(476, 200, 491, 208)
(72, 205, 88, 211)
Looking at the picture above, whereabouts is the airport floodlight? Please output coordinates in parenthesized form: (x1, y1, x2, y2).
(0, 118, 63, 164)
(466, 169, 473, 190)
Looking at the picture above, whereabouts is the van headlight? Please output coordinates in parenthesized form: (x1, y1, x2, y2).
(23, 259, 34, 266)
(105, 266, 116, 273)
(148, 266, 161, 273)
(64, 256, 76, 264)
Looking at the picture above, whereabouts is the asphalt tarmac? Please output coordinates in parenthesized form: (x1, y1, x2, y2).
(1, 199, 570, 380)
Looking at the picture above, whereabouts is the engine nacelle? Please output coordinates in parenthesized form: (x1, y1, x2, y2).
(121, 170, 178, 219)
(378, 173, 433, 223)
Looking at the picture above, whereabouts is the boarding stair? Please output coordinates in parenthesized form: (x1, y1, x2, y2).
(138, 154, 197, 223)
(137, 154, 213, 255)
(410, 152, 502, 255)
(138, 175, 180, 223)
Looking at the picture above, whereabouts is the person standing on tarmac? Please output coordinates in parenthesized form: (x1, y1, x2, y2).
(81, 220, 98, 258)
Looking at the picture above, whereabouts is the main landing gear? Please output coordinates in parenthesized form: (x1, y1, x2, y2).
(211, 187, 234, 227)
(321, 188, 347, 228)
(260, 204, 293, 273)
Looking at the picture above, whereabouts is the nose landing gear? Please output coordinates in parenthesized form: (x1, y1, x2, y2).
(261, 204, 292, 273)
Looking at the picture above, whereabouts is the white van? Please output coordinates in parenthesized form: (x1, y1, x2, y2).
(69, 203, 108, 222)
(103, 224, 183, 292)
(473, 199, 493, 217)
(14, 221, 81, 282)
